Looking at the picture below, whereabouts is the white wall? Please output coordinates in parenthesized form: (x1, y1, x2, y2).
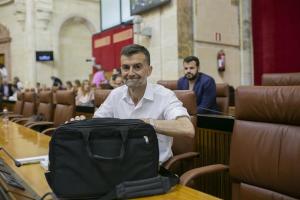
(59, 19, 92, 82)
(134, 0, 179, 83)
(193, 0, 241, 87)
(0, 0, 100, 87)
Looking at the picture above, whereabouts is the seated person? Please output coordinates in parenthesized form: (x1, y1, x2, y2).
(177, 56, 219, 114)
(110, 74, 124, 88)
(73, 79, 81, 94)
(13, 76, 23, 91)
(92, 65, 107, 88)
(76, 80, 94, 106)
(94, 44, 194, 164)
(51, 76, 63, 89)
(65, 81, 74, 91)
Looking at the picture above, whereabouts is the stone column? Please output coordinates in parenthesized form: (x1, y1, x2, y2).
(240, 0, 253, 85)
(25, 0, 36, 86)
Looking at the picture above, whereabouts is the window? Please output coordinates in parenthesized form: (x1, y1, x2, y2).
(101, 0, 133, 30)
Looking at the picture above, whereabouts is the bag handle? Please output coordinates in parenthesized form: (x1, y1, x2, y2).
(81, 127, 128, 160)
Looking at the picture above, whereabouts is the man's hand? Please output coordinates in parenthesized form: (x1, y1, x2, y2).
(65, 115, 86, 124)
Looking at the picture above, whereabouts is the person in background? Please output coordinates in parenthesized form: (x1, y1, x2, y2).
(73, 79, 81, 94)
(109, 68, 122, 88)
(92, 64, 107, 88)
(75, 80, 94, 106)
(0, 64, 8, 79)
(0, 78, 13, 100)
(110, 74, 124, 88)
(35, 82, 41, 94)
(13, 76, 23, 91)
(51, 76, 63, 89)
(177, 56, 218, 114)
(93, 44, 194, 164)
(66, 81, 74, 91)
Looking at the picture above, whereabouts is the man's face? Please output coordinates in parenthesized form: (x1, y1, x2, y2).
(120, 53, 152, 88)
(183, 61, 199, 80)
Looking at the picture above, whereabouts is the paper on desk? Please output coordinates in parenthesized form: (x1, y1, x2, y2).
(16, 155, 48, 165)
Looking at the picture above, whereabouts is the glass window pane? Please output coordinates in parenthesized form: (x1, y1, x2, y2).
(121, 0, 133, 22)
(101, 0, 121, 30)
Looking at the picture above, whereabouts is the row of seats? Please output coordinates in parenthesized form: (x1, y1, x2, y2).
(3, 90, 75, 134)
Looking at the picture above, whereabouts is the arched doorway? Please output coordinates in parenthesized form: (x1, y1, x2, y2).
(58, 16, 95, 82)
(0, 24, 11, 79)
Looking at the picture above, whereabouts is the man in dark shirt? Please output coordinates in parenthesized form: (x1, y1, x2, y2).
(51, 76, 63, 89)
(177, 56, 219, 114)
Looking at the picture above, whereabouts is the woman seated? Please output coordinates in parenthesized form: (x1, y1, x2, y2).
(109, 69, 124, 88)
(75, 80, 94, 106)
(110, 74, 124, 88)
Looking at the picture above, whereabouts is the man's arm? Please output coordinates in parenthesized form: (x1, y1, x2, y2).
(197, 78, 217, 114)
(144, 116, 194, 138)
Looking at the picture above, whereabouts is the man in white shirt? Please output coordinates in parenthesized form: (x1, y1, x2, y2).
(94, 44, 194, 163)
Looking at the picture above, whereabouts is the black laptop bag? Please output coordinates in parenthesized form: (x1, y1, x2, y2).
(45, 118, 178, 200)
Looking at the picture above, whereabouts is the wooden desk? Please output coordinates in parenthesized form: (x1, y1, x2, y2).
(0, 121, 220, 200)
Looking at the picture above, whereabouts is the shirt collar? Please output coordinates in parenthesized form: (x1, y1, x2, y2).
(121, 81, 154, 103)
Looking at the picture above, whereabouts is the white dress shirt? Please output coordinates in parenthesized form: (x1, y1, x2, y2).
(94, 82, 189, 163)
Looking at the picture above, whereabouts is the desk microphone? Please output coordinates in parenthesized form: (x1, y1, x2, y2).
(0, 147, 22, 167)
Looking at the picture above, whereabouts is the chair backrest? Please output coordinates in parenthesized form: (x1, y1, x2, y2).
(262, 72, 300, 86)
(172, 90, 197, 155)
(13, 92, 24, 114)
(37, 91, 53, 121)
(216, 83, 229, 114)
(230, 86, 300, 199)
(53, 90, 75, 127)
(157, 80, 178, 90)
(21, 91, 36, 117)
(94, 89, 111, 108)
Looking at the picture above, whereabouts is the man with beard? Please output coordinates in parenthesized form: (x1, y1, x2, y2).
(94, 44, 194, 164)
(177, 56, 218, 114)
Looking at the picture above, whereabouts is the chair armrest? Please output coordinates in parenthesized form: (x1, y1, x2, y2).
(24, 121, 36, 127)
(27, 121, 54, 129)
(180, 164, 229, 186)
(163, 152, 200, 170)
(13, 117, 31, 124)
(8, 114, 23, 120)
(41, 127, 56, 136)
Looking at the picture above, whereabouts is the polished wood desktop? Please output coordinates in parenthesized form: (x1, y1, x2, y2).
(0, 120, 220, 200)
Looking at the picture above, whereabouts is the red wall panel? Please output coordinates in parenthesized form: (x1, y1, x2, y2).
(92, 24, 133, 71)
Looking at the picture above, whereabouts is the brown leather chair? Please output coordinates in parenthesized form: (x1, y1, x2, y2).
(262, 72, 300, 86)
(180, 86, 300, 200)
(11, 91, 36, 122)
(28, 90, 75, 135)
(162, 90, 199, 175)
(94, 89, 111, 108)
(157, 80, 178, 90)
(21, 91, 54, 126)
(216, 83, 230, 114)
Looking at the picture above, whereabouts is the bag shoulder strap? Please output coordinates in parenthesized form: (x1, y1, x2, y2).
(98, 167, 179, 200)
